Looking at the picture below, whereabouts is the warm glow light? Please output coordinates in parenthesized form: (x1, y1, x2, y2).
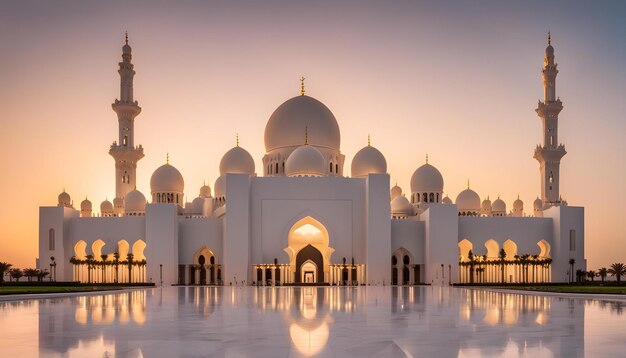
(289, 323, 330, 356)
(293, 223, 322, 237)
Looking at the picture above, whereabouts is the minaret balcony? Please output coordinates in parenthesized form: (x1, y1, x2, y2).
(535, 100, 563, 116)
(533, 144, 566, 162)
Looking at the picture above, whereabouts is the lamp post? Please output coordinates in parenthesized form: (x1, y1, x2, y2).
(448, 264, 452, 285)
(441, 264, 444, 284)
(159, 264, 163, 287)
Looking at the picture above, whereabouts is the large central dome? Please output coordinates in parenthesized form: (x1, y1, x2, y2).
(264, 95, 341, 152)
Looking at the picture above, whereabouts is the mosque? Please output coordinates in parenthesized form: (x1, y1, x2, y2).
(37, 34, 585, 286)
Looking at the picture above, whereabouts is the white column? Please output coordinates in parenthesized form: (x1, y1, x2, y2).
(272, 267, 276, 286)
(399, 266, 404, 285)
(261, 267, 266, 286)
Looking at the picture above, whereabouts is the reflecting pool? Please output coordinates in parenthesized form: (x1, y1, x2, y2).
(0, 286, 625, 357)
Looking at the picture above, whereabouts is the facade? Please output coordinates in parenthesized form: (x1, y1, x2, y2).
(38, 35, 585, 286)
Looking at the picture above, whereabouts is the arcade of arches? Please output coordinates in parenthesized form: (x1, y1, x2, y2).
(391, 248, 422, 285)
(458, 239, 552, 284)
(71, 239, 147, 283)
(178, 247, 222, 285)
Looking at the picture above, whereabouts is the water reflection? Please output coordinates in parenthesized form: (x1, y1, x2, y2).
(0, 286, 625, 357)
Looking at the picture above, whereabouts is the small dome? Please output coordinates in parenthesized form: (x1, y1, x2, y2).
(199, 183, 212, 198)
(533, 197, 543, 210)
(492, 197, 506, 213)
(150, 163, 184, 193)
(80, 198, 92, 211)
(192, 197, 205, 214)
(58, 191, 71, 206)
(442, 195, 453, 205)
(219, 146, 255, 175)
(265, 95, 341, 152)
(100, 199, 113, 214)
(513, 197, 523, 210)
(214, 175, 225, 197)
(390, 184, 402, 201)
(481, 197, 492, 211)
(285, 145, 326, 177)
(391, 196, 413, 216)
(124, 190, 146, 213)
(351, 145, 387, 178)
(456, 188, 481, 213)
(410, 163, 444, 193)
(546, 45, 554, 56)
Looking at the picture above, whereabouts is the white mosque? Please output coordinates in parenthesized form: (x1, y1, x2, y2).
(38, 34, 585, 286)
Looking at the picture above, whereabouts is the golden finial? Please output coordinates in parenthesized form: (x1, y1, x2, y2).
(236, 133, 239, 147)
(125, 31, 128, 45)
(548, 31, 551, 46)
(304, 126, 308, 145)
(368, 134, 371, 146)
(467, 179, 470, 189)
(166, 153, 169, 164)
(300, 76, 306, 96)
(425, 153, 429, 164)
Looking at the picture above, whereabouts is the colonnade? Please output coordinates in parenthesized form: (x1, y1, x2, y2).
(179, 264, 223, 285)
(329, 264, 365, 285)
(252, 264, 291, 286)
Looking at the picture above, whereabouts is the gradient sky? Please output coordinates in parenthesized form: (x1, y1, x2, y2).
(1, 0, 624, 269)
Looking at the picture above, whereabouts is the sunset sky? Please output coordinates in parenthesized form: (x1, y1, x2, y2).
(1, 0, 624, 269)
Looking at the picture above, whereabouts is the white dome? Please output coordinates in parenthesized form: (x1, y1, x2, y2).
(100, 199, 113, 214)
(124, 189, 146, 213)
(264, 95, 340, 152)
(410, 163, 444, 193)
(80, 198, 92, 211)
(442, 195, 453, 204)
(150, 163, 184, 193)
(481, 197, 492, 210)
(513, 197, 524, 210)
(533, 197, 543, 210)
(456, 188, 481, 213)
(58, 191, 71, 206)
(199, 183, 211, 198)
(214, 175, 225, 197)
(492, 197, 506, 213)
(192, 196, 205, 214)
(391, 196, 413, 216)
(219, 146, 255, 175)
(285, 145, 326, 177)
(351, 145, 387, 178)
(390, 184, 402, 201)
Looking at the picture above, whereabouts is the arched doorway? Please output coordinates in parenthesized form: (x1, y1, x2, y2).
(296, 244, 324, 283)
(199, 255, 207, 285)
(284, 216, 334, 284)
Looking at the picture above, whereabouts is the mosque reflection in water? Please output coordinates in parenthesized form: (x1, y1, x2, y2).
(10, 287, 625, 356)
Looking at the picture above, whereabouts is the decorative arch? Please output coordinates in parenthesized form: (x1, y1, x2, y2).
(458, 239, 473, 262)
(284, 215, 334, 283)
(484, 239, 499, 258)
(537, 240, 551, 258)
(118, 240, 130, 259)
(193, 246, 216, 264)
(132, 240, 147, 261)
(392, 247, 414, 264)
(503, 239, 518, 258)
(74, 240, 87, 259)
(92, 239, 106, 260)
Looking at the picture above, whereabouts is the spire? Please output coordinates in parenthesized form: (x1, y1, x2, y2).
(166, 152, 169, 164)
(304, 126, 308, 145)
(236, 133, 239, 147)
(125, 31, 129, 45)
(548, 31, 551, 46)
(467, 179, 470, 189)
(300, 76, 306, 96)
(425, 153, 429, 164)
(368, 134, 371, 146)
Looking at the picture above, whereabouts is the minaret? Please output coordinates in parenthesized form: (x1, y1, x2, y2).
(534, 33, 566, 207)
(109, 32, 144, 209)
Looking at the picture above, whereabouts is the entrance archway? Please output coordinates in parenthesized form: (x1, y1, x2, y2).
(296, 245, 324, 283)
(284, 216, 334, 284)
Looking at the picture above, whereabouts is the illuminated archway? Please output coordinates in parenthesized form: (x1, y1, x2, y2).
(92, 239, 106, 261)
(74, 240, 87, 259)
(132, 240, 147, 261)
(503, 239, 518, 257)
(484, 239, 499, 258)
(458, 239, 473, 262)
(284, 216, 334, 284)
(537, 240, 551, 258)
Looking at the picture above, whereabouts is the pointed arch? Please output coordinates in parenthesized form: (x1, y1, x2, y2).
(92, 239, 106, 260)
(74, 240, 87, 259)
(503, 239, 518, 258)
(284, 215, 335, 283)
(484, 239, 499, 258)
(537, 240, 551, 258)
(132, 240, 147, 261)
(193, 246, 216, 264)
(458, 239, 473, 262)
(118, 240, 130, 258)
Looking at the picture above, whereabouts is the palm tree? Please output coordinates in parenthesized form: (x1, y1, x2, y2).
(126, 253, 134, 284)
(100, 254, 108, 283)
(37, 270, 49, 282)
(0, 262, 12, 285)
(569, 259, 576, 283)
(9, 268, 23, 282)
(467, 250, 475, 284)
(498, 248, 507, 283)
(608, 263, 626, 285)
(113, 252, 120, 284)
(598, 267, 608, 284)
(587, 270, 596, 282)
(85, 254, 95, 283)
(531, 255, 539, 282)
(23, 268, 38, 282)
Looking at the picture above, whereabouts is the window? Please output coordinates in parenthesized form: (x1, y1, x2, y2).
(275, 163, 279, 173)
(48, 229, 55, 251)
(422, 193, 427, 202)
(569, 230, 576, 251)
(330, 163, 333, 173)
(549, 172, 553, 183)
(335, 164, 338, 173)
(429, 193, 434, 202)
